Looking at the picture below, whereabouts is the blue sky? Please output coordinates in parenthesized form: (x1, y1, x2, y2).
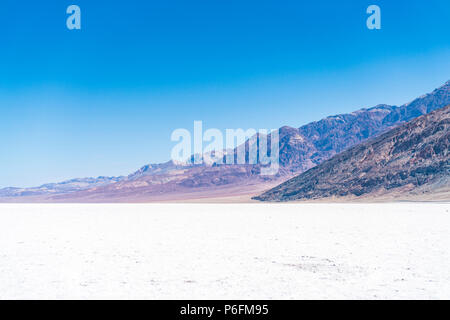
(0, 0, 449, 187)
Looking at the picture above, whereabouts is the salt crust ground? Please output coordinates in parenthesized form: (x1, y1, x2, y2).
(0, 203, 449, 299)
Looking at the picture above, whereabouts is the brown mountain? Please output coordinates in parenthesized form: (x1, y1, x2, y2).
(255, 105, 450, 202)
(1, 81, 449, 202)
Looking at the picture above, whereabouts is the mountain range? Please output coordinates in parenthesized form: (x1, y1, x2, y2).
(255, 105, 450, 202)
(1, 80, 449, 202)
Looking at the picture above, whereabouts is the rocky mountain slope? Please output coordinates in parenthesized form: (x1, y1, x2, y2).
(282, 80, 450, 170)
(255, 105, 450, 202)
(0, 81, 449, 202)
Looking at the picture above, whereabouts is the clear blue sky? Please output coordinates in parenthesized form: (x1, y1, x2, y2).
(0, 0, 449, 187)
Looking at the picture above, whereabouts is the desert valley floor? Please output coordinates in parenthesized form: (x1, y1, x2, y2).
(0, 203, 449, 299)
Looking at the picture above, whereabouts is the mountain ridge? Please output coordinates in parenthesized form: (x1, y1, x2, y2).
(255, 105, 450, 202)
(1, 80, 449, 201)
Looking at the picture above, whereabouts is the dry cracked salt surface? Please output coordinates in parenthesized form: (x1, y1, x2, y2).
(0, 203, 449, 300)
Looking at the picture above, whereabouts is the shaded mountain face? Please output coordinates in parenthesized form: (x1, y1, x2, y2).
(255, 105, 450, 202)
(0, 80, 449, 202)
(225, 81, 450, 175)
(291, 81, 450, 169)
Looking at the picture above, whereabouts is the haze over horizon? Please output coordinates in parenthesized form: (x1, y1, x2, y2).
(1, 0, 449, 188)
